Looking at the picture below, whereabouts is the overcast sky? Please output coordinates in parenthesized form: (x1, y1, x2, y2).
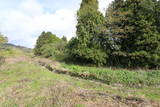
(0, 0, 113, 48)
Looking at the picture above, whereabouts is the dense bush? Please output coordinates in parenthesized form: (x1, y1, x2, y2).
(34, 31, 67, 59)
(34, 32, 61, 56)
(40, 42, 66, 58)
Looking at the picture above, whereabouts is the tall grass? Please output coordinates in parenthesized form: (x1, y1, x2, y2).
(0, 47, 24, 57)
(62, 64, 160, 87)
(0, 56, 5, 66)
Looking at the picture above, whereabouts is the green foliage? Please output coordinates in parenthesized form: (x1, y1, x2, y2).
(104, 0, 160, 68)
(0, 33, 8, 44)
(0, 46, 26, 57)
(40, 44, 57, 58)
(123, 0, 160, 68)
(61, 36, 67, 42)
(80, 0, 99, 10)
(34, 31, 61, 56)
(62, 63, 160, 87)
(33, 0, 160, 69)
(40, 42, 66, 58)
(34, 31, 67, 59)
(154, 0, 160, 32)
(67, 0, 107, 66)
(105, 0, 128, 66)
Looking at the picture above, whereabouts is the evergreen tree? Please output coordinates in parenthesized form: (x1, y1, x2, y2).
(104, 0, 160, 68)
(121, 0, 160, 68)
(67, 0, 107, 65)
(105, 0, 128, 66)
(155, 0, 160, 33)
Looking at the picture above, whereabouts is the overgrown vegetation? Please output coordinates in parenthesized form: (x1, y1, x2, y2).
(66, 0, 160, 68)
(33, 0, 160, 69)
(0, 59, 160, 106)
(34, 31, 67, 60)
(0, 33, 8, 66)
(62, 64, 160, 87)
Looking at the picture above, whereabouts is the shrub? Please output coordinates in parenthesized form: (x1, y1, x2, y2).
(34, 31, 67, 60)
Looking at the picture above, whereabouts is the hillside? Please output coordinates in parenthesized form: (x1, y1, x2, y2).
(0, 43, 32, 53)
(1, 0, 160, 106)
(0, 44, 160, 107)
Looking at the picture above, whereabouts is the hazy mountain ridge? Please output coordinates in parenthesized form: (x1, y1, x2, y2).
(0, 43, 32, 53)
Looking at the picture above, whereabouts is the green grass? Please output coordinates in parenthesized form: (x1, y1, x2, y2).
(0, 61, 160, 107)
(62, 63, 160, 87)
(0, 43, 160, 107)
(0, 46, 32, 57)
(0, 45, 160, 106)
(0, 47, 24, 57)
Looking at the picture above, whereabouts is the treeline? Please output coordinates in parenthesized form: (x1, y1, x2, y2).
(34, 0, 160, 69)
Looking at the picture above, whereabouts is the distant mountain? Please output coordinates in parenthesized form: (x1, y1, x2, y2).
(0, 43, 32, 53)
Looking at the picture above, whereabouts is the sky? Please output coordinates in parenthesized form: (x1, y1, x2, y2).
(0, 0, 113, 48)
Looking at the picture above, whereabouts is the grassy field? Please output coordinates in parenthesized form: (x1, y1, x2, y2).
(0, 45, 32, 57)
(0, 62, 160, 107)
(0, 46, 160, 107)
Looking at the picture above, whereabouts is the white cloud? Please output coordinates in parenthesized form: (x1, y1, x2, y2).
(0, 0, 77, 48)
(0, 0, 113, 48)
(19, 0, 44, 16)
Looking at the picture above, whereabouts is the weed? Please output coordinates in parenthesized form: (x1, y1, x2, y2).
(62, 64, 160, 87)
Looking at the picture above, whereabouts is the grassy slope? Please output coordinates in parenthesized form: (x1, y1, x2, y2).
(0, 46, 160, 107)
(1, 62, 160, 107)
(61, 64, 160, 100)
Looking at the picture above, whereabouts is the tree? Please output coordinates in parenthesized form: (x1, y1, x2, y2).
(34, 31, 61, 56)
(155, 0, 160, 33)
(104, 0, 160, 68)
(105, 0, 129, 66)
(67, 0, 107, 65)
(0, 33, 8, 44)
(121, 0, 160, 68)
(61, 36, 67, 42)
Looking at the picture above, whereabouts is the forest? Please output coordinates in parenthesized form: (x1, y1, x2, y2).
(34, 0, 160, 69)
